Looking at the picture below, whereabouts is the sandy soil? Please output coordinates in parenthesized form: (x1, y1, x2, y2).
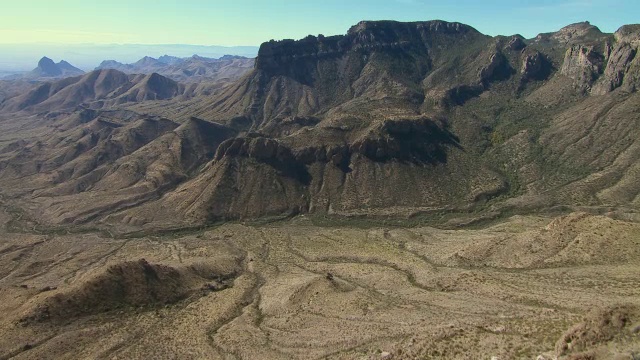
(0, 209, 638, 359)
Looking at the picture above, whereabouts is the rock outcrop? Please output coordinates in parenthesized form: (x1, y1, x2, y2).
(592, 25, 639, 94)
(506, 35, 526, 51)
(520, 50, 550, 82)
(479, 52, 512, 85)
(550, 21, 604, 44)
(560, 45, 604, 91)
(350, 117, 460, 164)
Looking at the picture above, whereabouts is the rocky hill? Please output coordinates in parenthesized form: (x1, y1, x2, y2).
(0, 69, 187, 112)
(0, 20, 639, 230)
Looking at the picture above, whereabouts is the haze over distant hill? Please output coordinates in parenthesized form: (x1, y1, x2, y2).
(2, 57, 85, 80)
(0, 43, 259, 72)
(96, 54, 254, 82)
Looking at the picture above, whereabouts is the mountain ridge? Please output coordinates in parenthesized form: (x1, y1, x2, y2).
(95, 54, 255, 82)
(0, 19, 639, 230)
(0, 69, 188, 112)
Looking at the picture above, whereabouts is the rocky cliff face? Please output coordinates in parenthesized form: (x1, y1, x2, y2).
(256, 20, 480, 75)
(592, 25, 639, 94)
(520, 50, 550, 82)
(549, 23, 640, 95)
(561, 45, 604, 91)
(214, 20, 497, 130)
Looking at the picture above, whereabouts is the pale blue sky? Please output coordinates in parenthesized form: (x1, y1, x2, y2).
(0, 0, 638, 45)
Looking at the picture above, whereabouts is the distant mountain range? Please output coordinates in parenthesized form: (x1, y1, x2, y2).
(2, 54, 254, 83)
(0, 43, 259, 72)
(0, 54, 254, 112)
(96, 54, 255, 82)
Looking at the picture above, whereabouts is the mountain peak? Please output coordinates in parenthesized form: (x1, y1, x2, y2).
(56, 60, 84, 73)
(37, 56, 62, 76)
(558, 21, 595, 31)
(38, 56, 55, 66)
(98, 60, 124, 67)
(615, 24, 640, 43)
(135, 56, 161, 67)
(219, 54, 247, 60)
(157, 54, 183, 65)
(550, 21, 604, 43)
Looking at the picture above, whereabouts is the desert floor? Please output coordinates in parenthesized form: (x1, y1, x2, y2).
(0, 206, 638, 359)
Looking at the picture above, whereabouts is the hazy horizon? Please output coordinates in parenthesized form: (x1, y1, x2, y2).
(0, 43, 259, 72)
(2, 0, 640, 72)
(2, 0, 638, 45)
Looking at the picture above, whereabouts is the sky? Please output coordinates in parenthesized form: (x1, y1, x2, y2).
(1, 0, 639, 46)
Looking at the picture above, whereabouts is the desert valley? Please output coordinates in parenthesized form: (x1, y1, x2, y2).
(0, 18, 639, 359)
